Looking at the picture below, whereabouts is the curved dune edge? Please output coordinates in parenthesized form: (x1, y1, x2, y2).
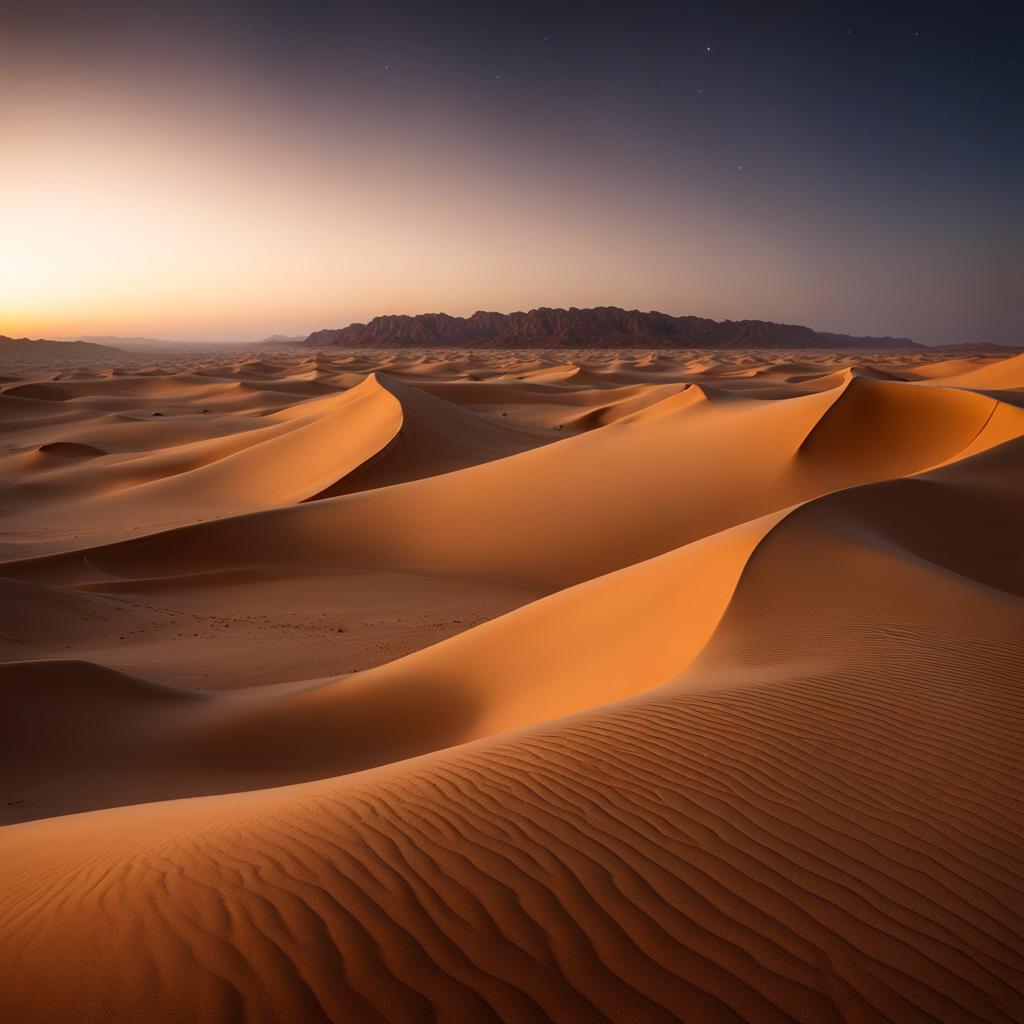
(0, 507, 786, 823)
(0, 375, 408, 557)
(305, 374, 554, 499)
(35, 440, 107, 459)
(37, 373, 405, 511)
(4, 428, 1023, 825)
(1, 437, 1022, 1023)
(794, 374, 1002, 476)
(7, 377, 1021, 597)
(918, 351, 1024, 391)
(3, 353, 1024, 1023)
(0, 370, 569, 556)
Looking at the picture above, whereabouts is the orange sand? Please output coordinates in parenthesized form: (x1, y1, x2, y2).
(1, 346, 1022, 1023)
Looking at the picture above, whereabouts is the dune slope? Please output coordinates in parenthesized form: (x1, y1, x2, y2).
(1, 347, 1022, 1023)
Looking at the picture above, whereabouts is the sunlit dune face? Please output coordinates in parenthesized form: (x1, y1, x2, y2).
(1, 344, 1023, 1021)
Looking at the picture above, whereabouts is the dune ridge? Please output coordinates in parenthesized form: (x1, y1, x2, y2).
(1, 346, 1022, 1023)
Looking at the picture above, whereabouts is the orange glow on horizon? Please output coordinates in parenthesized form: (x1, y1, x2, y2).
(1, 56, 999, 345)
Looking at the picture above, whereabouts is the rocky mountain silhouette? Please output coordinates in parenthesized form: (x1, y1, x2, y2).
(306, 307, 919, 349)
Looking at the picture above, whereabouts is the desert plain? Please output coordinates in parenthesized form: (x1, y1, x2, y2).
(1, 345, 1022, 1023)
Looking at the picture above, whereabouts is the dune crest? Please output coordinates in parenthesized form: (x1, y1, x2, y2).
(1, 346, 1023, 1023)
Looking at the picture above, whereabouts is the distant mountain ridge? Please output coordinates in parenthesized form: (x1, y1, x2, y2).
(78, 335, 220, 351)
(305, 307, 920, 350)
(259, 334, 307, 345)
(0, 335, 125, 358)
(79, 335, 178, 347)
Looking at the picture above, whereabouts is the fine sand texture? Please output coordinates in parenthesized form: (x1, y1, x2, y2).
(1, 346, 1023, 1023)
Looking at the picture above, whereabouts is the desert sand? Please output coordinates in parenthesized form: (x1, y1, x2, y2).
(1, 346, 1023, 1023)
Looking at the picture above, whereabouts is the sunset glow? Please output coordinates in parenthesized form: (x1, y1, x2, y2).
(2, 3, 1018, 343)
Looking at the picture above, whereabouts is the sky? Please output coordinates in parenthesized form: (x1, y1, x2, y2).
(1, 0, 1020, 345)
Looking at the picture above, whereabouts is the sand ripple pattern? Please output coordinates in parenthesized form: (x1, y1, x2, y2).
(2, 637, 1022, 1023)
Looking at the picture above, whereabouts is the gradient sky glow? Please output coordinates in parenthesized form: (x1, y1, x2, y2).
(2, 1, 1021, 344)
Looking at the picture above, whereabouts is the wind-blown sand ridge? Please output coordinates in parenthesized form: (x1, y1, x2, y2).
(1, 347, 1022, 1023)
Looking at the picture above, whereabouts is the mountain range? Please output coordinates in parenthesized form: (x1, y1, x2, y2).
(79, 335, 180, 348)
(305, 307, 920, 349)
(0, 335, 124, 358)
(259, 334, 307, 345)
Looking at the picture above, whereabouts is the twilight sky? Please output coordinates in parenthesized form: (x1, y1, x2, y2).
(1, 1, 1020, 345)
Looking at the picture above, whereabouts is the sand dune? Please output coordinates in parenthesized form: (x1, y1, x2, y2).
(917, 352, 1024, 391)
(307, 375, 553, 498)
(7, 371, 1016, 593)
(1, 346, 1022, 1023)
